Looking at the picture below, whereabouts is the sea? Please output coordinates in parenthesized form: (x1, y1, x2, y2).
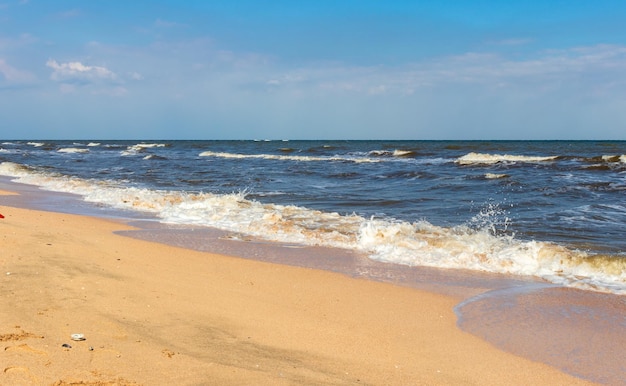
(1, 140, 625, 295)
(2, 139, 626, 384)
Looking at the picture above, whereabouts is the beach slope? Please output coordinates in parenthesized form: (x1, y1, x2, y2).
(0, 194, 593, 385)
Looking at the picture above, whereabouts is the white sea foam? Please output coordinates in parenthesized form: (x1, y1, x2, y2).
(136, 143, 167, 148)
(367, 149, 415, 158)
(58, 147, 89, 154)
(457, 152, 558, 165)
(485, 173, 509, 179)
(392, 150, 415, 157)
(121, 143, 167, 156)
(142, 154, 167, 160)
(27, 142, 45, 147)
(0, 147, 22, 154)
(87, 142, 101, 147)
(1, 160, 624, 295)
(199, 151, 381, 163)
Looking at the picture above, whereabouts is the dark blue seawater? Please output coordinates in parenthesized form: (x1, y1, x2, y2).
(1, 140, 625, 293)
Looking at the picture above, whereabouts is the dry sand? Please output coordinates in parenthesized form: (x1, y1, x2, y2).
(0, 189, 595, 385)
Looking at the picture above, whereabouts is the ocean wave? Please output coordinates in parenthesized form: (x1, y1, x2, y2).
(58, 147, 89, 154)
(368, 149, 416, 158)
(121, 143, 168, 156)
(359, 219, 625, 294)
(601, 154, 626, 164)
(199, 151, 381, 163)
(484, 173, 509, 179)
(1, 160, 624, 295)
(457, 152, 558, 165)
(393, 150, 416, 157)
(143, 154, 167, 160)
(579, 154, 626, 171)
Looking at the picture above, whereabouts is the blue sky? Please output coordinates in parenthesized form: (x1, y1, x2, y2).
(1, 0, 626, 139)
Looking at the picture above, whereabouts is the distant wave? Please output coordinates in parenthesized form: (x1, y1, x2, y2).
(485, 173, 509, 179)
(199, 151, 381, 163)
(393, 150, 416, 157)
(121, 143, 168, 156)
(576, 154, 626, 171)
(143, 154, 168, 161)
(600, 154, 626, 164)
(1, 160, 624, 295)
(368, 149, 416, 158)
(58, 147, 89, 154)
(457, 152, 558, 165)
(461, 152, 626, 166)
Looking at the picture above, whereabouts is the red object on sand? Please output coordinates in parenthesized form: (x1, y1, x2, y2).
(0, 213, 4, 219)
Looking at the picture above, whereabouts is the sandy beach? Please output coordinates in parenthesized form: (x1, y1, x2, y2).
(0, 188, 596, 385)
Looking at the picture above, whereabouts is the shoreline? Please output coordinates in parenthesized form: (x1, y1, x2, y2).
(0, 186, 602, 384)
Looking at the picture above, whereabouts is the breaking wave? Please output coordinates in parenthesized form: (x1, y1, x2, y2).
(457, 152, 558, 165)
(199, 151, 382, 163)
(121, 143, 169, 156)
(1, 160, 624, 295)
(58, 147, 89, 154)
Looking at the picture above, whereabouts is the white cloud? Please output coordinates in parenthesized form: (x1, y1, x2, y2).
(414, 44, 626, 95)
(29, 38, 626, 138)
(46, 59, 117, 83)
(255, 44, 626, 99)
(45, 59, 135, 96)
(76, 37, 626, 106)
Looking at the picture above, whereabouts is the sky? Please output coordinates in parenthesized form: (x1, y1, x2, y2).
(1, 0, 626, 140)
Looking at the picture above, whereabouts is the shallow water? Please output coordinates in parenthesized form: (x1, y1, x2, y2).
(457, 287, 626, 385)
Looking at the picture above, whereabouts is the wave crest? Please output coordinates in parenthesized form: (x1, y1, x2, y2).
(457, 152, 558, 165)
(199, 151, 381, 163)
(58, 147, 89, 154)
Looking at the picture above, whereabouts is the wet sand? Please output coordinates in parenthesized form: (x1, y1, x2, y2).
(0, 184, 615, 385)
(120, 222, 626, 385)
(457, 286, 626, 385)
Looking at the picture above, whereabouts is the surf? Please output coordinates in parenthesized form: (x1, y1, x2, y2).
(1, 160, 624, 295)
